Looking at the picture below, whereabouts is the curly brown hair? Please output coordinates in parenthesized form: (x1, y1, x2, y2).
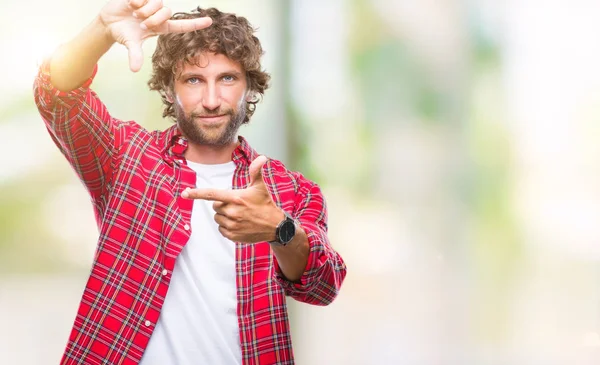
(148, 7, 271, 123)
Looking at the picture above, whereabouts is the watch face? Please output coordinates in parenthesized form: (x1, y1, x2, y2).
(279, 220, 296, 243)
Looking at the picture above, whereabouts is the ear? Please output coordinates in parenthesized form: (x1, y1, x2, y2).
(245, 90, 256, 103)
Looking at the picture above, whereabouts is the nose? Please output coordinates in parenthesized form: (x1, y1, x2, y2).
(201, 83, 221, 111)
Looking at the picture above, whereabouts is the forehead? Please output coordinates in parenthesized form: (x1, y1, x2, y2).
(177, 52, 244, 78)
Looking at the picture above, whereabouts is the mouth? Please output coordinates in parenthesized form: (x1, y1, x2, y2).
(195, 114, 227, 125)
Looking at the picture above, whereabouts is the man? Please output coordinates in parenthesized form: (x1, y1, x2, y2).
(33, 1, 347, 364)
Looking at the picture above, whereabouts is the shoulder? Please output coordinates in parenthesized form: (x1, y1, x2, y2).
(108, 120, 163, 155)
(113, 119, 151, 142)
(117, 122, 174, 146)
(263, 157, 321, 196)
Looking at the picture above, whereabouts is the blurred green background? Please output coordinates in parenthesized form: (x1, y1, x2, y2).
(2, 0, 600, 364)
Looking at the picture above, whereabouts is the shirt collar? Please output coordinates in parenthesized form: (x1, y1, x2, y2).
(161, 124, 258, 166)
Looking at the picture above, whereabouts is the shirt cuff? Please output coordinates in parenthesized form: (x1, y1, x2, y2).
(272, 223, 329, 294)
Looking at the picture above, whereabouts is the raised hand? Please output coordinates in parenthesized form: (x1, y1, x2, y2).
(181, 156, 286, 244)
(99, 0, 212, 72)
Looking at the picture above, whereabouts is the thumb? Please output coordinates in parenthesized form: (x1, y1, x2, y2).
(124, 40, 144, 72)
(249, 155, 268, 187)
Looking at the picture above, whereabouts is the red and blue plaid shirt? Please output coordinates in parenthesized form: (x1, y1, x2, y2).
(33, 62, 347, 365)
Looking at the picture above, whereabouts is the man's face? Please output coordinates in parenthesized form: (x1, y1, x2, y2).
(171, 52, 249, 146)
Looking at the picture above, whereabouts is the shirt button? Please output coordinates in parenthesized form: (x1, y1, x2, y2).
(162, 269, 168, 276)
(145, 320, 151, 327)
(184, 224, 190, 231)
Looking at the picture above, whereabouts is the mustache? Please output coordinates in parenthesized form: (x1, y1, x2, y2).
(190, 108, 233, 118)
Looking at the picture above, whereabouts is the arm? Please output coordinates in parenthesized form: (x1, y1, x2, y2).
(52, 0, 214, 85)
(33, 17, 122, 203)
(269, 218, 309, 282)
(49, 17, 114, 93)
(34, 0, 212, 203)
(272, 179, 347, 306)
(182, 156, 348, 306)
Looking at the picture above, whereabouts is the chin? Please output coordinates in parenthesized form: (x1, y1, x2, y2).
(194, 132, 234, 146)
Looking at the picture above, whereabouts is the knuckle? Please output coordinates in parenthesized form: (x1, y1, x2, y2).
(232, 210, 245, 222)
(129, 0, 144, 9)
(135, 4, 154, 17)
(144, 16, 165, 29)
(142, 19, 157, 29)
(138, 3, 168, 25)
(218, 226, 233, 240)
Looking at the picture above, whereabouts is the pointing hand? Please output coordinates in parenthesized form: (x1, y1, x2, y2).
(181, 156, 286, 243)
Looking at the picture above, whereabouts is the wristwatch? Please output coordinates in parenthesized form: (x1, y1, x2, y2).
(269, 211, 296, 246)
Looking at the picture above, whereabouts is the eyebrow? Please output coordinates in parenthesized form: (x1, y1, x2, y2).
(179, 71, 244, 80)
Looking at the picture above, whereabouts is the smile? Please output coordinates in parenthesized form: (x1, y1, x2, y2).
(195, 115, 227, 124)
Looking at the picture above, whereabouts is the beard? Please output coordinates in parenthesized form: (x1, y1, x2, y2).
(175, 100, 247, 146)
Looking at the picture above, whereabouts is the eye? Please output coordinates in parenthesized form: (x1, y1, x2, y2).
(186, 77, 200, 84)
(222, 75, 236, 83)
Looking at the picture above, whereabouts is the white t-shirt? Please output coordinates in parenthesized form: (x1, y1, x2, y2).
(140, 160, 240, 365)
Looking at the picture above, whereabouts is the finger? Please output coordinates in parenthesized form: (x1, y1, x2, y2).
(214, 213, 234, 229)
(213, 201, 226, 211)
(212, 201, 229, 215)
(156, 17, 213, 35)
(140, 6, 172, 30)
(128, 0, 149, 10)
(181, 187, 237, 203)
(249, 155, 268, 187)
(218, 225, 235, 241)
(213, 204, 241, 222)
(134, 0, 163, 20)
(124, 40, 144, 73)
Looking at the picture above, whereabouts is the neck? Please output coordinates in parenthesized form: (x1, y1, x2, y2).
(183, 138, 239, 164)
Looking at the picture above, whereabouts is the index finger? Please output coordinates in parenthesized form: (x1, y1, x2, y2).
(156, 17, 213, 34)
(181, 187, 237, 203)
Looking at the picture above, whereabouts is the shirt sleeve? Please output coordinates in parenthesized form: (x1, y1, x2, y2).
(33, 59, 130, 208)
(272, 177, 347, 306)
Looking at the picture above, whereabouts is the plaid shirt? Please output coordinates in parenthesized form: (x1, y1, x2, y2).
(33, 62, 347, 365)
